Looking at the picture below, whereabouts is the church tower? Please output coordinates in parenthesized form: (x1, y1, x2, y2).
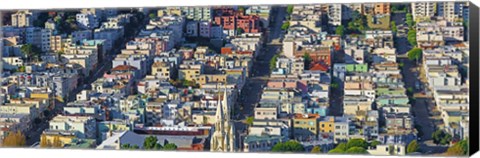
(210, 85, 236, 152)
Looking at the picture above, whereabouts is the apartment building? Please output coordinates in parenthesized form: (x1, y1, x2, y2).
(48, 115, 97, 139)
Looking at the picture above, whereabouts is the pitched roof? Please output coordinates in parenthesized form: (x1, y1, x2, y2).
(111, 65, 138, 71)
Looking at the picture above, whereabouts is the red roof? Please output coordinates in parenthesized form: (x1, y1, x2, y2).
(310, 62, 329, 71)
(221, 47, 233, 54)
(111, 65, 138, 71)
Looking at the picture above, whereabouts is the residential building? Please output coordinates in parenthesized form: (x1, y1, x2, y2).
(411, 2, 436, 22)
(48, 115, 97, 139)
(11, 10, 35, 27)
(76, 13, 100, 30)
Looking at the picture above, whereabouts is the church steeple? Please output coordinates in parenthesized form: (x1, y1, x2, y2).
(210, 83, 236, 152)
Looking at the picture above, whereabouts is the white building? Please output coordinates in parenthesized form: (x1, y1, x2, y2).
(76, 13, 100, 30)
(48, 115, 97, 139)
(411, 2, 436, 21)
(181, 7, 213, 21)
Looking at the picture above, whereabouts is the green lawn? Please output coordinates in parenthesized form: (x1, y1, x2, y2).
(367, 15, 391, 30)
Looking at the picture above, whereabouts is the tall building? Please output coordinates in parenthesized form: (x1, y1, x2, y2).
(210, 86, 236, 152)
(181, 7, 213, 21)
(411, 2, 436, 22)
(437, 2, 467, 22)
(374, 3, 390, 15)
(11, 10, 35, 27)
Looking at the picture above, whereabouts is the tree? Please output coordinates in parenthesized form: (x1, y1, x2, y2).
(143, 136, 160, 150)
(407, 140, 420, 153)
(432, 129, 452, 145)
(407, 29, 417, 46)
(271, 140, 305, 152)
(303, 53, 312, 70)
(236, 28, 245, 34)
(347, 138, 368, 149)
(407, 47, 422, 64)
(269, 54, 279, 71)
(440, 133, 452, 145)
(391, 21, 397, 33)
(163, 143, 177, 150)
(21, 44, 41, 62)
(1, 131, 26, 147)
(286, 5, 294, 14)
(311, 146, 322, 153)
(406, 13, 414, 27)
(369, 140, 381, 148)
(281, 21, 290, 30)
(328, 143, 347, 153)
(245, 116, 254, 126)
(446, 139, 468, 156)
(154, 143, 163, 150)
(335, 143, 348, 151)
(149, 13, 157, 19)
(17, 66, 26, 73)
(335, 25, 345, 37)
(121, 143, 140, 149)
(345, 147, 368, 154)
(328, 148, 344, 154)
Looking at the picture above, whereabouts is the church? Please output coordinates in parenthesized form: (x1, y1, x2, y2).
(210, 86, 236, 152)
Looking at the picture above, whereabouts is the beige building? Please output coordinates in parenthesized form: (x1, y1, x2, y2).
(151, 61, 173, 80)
(367, 144, 406, 156)
(11, 10, 34, 27)
(411, 2, 436, 22)
(178, 64, 203, 82)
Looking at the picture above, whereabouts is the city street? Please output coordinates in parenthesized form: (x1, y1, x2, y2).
(235, 6, 286, 120)
(24, 12, 147, 146)
(396, 24, 446, 154)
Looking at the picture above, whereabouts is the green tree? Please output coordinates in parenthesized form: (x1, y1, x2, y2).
(281, 21, 290, 30)
(446, 139, 468, 156)
(432, 129, 451, 145)
(163, 143, 177, 150)
(21, 44, 41, 62)
(335, 25, 345, 37)
(347, 138, 368, 149)
(236, 28, 245, 34)
(154, 143, 163, 150)
(345, 147, 368, 154)
(406, 13, 414, 27)
(391, 21, 397, 33)
(269, 54, 279, 71)
(328, 148, 345, 154)
(369, 140, 381, 148)
(311, 146, 322, 153)
(17, 66, 26, 73)
(303, 53, 312, 70)
(286, 5, 294, 14)
(407, 140, 420, 153)
(149, 13, 157, 19)
(407, 29, 417, 46)
(245, 116, 254, 126)
(440, 133, 452, 145)
(143, 136, 160, 150)
(407, 47, 422, 64)
(271, 140, 305, 152)
(328, 143, 347, 153)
